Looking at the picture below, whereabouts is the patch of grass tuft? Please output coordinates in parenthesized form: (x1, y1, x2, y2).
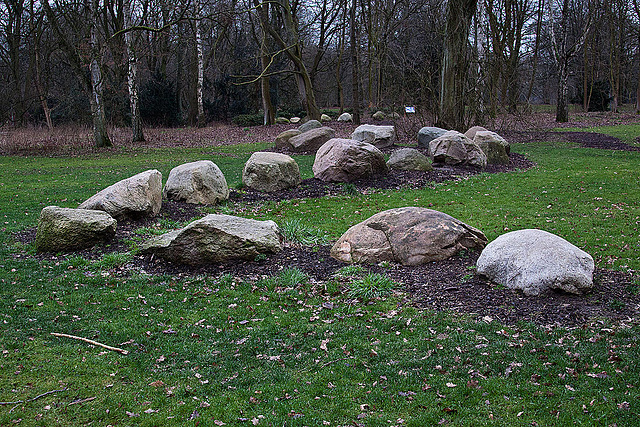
(277, 267, 309, 287)
(280, 218, 328, 246)
(348, 272, 396, 299)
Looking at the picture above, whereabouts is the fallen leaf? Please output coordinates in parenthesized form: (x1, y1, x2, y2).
(144, 408, 158, 414)
(214, 421, 226, 426)
(446, 382, 457, 388)
(148, 380, 165, 387)
(126, 411, 139, 417)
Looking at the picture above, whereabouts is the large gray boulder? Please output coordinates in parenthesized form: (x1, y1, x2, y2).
(337, 112, 353, 122)
(242, 152, 301, 192)
(476, 229, 594, 296)
(351, 124, 396, 149)
(429, 131, 487, 169)
(417, 127, 447, 151)
(286, 127, 335, 153)
(35, 206, 116, 252)
(313, 138, 387, 182)
(275, 129, 302, 149)
(163, 161, 229, 205)
(331, 207, 487, 266)
(141, 214, 282, 265)
(387, 148, 433, 171)
(298, 119, 323, 133)
(372, 111, 385, 121)
(79, 170, 162, 219)
(464, 126, 488, 140)
(474, 131, 510, 165)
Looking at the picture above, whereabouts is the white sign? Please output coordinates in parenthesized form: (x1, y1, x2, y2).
(405, 106, 416, 113)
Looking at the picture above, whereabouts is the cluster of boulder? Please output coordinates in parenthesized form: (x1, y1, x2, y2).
(34, 119, 595, 298)
(330, 207, 594, 296)
(418, 125, 510, 168)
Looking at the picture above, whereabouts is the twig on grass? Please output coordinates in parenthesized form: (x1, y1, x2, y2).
(0, 388, 67, 413)
(50, 332, 129, 355)
(68, 396, 96, 406)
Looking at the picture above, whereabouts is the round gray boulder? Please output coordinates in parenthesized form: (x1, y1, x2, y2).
(35, 206, 116, 252)
(79, 169, 162, 219)
(331, 207, 487, 266)
(313, 138, 387, 182)
(286, 126, 335, 153)
(464, 126, 488, 140)
(298, 119, 323, 133)
(351, 124, 396, 149)
(337, 112, 353, 122)
(242, 152, 301, 192)
(417, 126, 447, 151)
(476, 229, 594, 296)
(163, 160, 229, 205)
(429, 130, 487, 169)
(275, 129, 302, 149)
(474, 130, 510, 165)
(387, 148, 433, 171)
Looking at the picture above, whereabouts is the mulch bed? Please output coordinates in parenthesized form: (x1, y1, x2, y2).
(15, 131, 640, 328)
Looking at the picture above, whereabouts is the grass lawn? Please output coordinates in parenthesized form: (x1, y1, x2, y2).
(1, 128, 639, 426)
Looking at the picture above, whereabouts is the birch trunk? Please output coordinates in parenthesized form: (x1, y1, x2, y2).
(260, 33, 275, 125)
(125, 0, 145, 141)
(195, 3, 205, 127)
(350, 0, 361, 125)
(89, 0, 112, 147)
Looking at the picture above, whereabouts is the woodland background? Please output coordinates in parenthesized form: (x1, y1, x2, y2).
(0, 0, 638, 146)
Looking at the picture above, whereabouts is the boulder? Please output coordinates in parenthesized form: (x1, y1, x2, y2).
(390, 112, 401, 119)
(429, 130, 487, 169)
(372, 111, 385, 121)
(476, 229, 594, 296)
(141, 214, 282, 265)
(79, 169, 162, 219)
(464, 126, 488, 140)
(387, 148, 433, 171)
(163, 161, 229, 205)
(331, 207, 487, 266)
(275, 117, 290, 124)
(290, 117, 301, 124)
(313, 138, 387, 182)
(242, 152, 301, 192)
(320, 113, 332, 122)
(275, 129, 302, 149)
(298, 119, 322, 133)
(35, 206, 116, 252)
(474, 130, 510, 165)
(337, 112, 353, 122)
(286, 126, 335, 153)
(351, 124, 396, 149)
(417, 126, 447, 151)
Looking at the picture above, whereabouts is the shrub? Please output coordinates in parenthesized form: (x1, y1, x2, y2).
(232, 113, 264, 127)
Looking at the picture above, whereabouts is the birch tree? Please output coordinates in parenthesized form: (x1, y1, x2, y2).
(124, 0, 144, 141)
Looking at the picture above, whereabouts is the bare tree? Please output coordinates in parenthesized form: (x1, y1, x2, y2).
(438, 0, 477, 131)
(124, 0, 145, 141)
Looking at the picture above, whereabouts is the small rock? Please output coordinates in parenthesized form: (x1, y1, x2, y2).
(387, 148, 433, 171)
(351, 124, 396, 149)
(337, 112, 353, 122)
(298, 119, 323, 133)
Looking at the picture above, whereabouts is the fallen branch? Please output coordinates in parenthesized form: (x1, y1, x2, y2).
(1, 388, 67, 413)
(50, 332, 129, 355)
(68, 396, 96, 406)
(318, 357, 352, 369)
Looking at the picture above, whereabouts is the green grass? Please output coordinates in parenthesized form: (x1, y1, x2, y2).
(2, 127, 640, 425)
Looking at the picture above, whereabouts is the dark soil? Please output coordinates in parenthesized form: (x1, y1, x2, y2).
(17, 132, 640, 329)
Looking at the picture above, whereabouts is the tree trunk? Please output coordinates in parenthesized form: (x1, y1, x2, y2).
(89, 0, 112, 147)
(438, 0, 478, 131)
(556, 58, 569, 122)
(195, 2, 205, 127)
(124, 0, 145, 141)
(350, 0, 361, 125)
(260, 33, 275, 125)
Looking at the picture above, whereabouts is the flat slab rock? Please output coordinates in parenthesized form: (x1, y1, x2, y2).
(141, 214, 282, 265)
(35, 206, 116, 252)
(331, 207, 487, 266)
(79, 169, 162, 219)
(476, 229, 595, 296)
